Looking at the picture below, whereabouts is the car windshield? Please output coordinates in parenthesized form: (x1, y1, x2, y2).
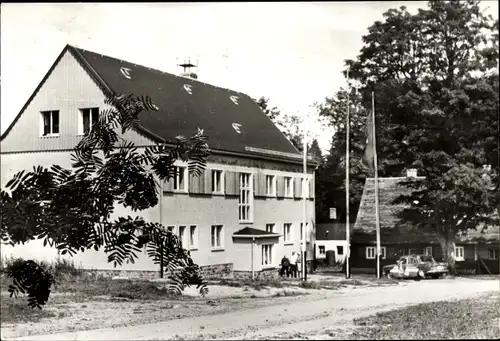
(419, 255, 435, 262)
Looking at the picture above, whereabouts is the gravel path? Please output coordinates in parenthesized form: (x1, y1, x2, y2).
(7, 277, 499, 340)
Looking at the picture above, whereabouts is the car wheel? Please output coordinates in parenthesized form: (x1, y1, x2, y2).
(386, 271, 392, 279)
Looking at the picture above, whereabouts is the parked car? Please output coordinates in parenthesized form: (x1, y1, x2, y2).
(383, 254, 449, 279)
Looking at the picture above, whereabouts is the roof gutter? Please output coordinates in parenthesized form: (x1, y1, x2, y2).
(213, 148, 318, 168)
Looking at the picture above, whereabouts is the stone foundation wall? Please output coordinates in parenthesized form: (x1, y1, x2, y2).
(200, 263, 234, 279)
(234, 267, 279, 281)
(85, 263, 234, 280)
(86, 269, 159, 280)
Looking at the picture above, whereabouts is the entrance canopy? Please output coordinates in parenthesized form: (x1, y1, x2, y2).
(232, 227, 281, 239)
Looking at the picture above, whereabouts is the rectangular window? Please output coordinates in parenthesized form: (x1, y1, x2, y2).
(302, 178, 309, 198)
(262, 244, 273, 266)
(319, 245, 326, 255)
(178, 225, 186, 247)
(265, 223, 275, 233)
(189, 225, 198, 249)
(167, 226, 175, 234)
(366, 246, 376, 259)
(455, 246, 465, 261)
(238, 173, 253, 222)
(337, 245, 344, 255)
(174, 166, 187, 191)
(41, 110, 60, 136)
(79, 108, 99, 134)
(284, 176, 293, 197)
(283, 223, 292, 243)
(380, 246, 386, 259)
(425, 246, 433, 256)
(211, 225, 224, 249)
(212, 170, 224, 194)
(300, 222, 309, 242)
(488, 248, 498, 260)
(266, 175, 276, 196)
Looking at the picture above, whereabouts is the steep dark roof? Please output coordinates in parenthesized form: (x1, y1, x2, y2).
(70, 46, 300, 156)
(353, 177, 499, 245)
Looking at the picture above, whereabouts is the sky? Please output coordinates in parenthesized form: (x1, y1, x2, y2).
(1, 2, 498, 153)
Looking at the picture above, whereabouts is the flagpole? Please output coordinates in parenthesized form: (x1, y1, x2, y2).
(372, 92, 381, 279)
(302, 110, 308, 282)
(345, 69, 351, 279)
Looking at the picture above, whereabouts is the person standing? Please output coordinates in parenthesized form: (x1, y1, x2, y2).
(290, 251, 299, 278)
(280, 255, 290, 278)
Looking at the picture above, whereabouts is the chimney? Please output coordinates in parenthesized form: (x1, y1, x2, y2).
(406, 168, 417, 178)
(178, 58, 198, 80)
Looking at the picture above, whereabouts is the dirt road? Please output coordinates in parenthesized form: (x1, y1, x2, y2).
(9, 277, 499, 340)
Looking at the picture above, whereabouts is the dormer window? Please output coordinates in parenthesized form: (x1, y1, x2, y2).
(79, 108, 99, 135)
(230, 96, 239, 105)
(120, 67, 132, 79)
(183, 84, 193, 95)
(232, 123, 242, 134)
(40, 110, 59, 136)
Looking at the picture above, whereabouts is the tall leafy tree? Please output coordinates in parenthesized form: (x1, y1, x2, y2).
(1, 93, 211, 308)
(343, 0, 499, 270)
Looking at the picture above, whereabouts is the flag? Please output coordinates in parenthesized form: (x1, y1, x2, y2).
(362, 110, 375, 170)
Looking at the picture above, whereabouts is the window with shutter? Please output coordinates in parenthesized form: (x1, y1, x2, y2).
(189, 170, 205, 194)
(277, 176, 285, 198)
(225, 171, 239, 196)
(164, 178, 174, 192)
(309, 178, 315, 199)
(294, 177, 302, 198)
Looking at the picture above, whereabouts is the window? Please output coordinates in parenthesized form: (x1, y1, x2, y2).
(455, 246, 465, 261)
(283, 223, 292, 243)
(238, 173, 253, 222)
(41, 110, 59, 136)
(212, 170, 224, 194)
(366, 246, 386, 259)
(284, 176, 293, 197)
(266, 175, 276, 196)
(174, 166, 187, 191)
(178, 225, 187, 247)
(79, 108, 99, 134)
(262, 244, 273, 266)
(425, 246, 433, 256)
(488, 248, 498, 260)
(167, 226, 175, 233)
(189, 225, 198, 249)
(366, 247, 376, 259)
(380, 246, 386, 259)
(300, 222, 309, 242)
(319, 246, 326, 255)
(337, 245, 344, 255)
(265, 223, 275, 233)
(400, 248, 410, 256)
(211, 225, 224, 249)
(302, 178, 309, 198)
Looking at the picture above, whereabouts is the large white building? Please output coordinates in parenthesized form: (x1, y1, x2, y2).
(0, 44, 317, 280)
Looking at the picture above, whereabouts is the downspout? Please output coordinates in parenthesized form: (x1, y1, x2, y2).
(159, 179, 164, 279)
(251, 237, 255, 281)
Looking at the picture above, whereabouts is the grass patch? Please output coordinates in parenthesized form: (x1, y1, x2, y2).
(349, 293, 500, 339)
(55, 277, 183, 301)
(217, 278, 283, 291)
(1, 298, 57, 324)
(299, 280, 323, 289)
